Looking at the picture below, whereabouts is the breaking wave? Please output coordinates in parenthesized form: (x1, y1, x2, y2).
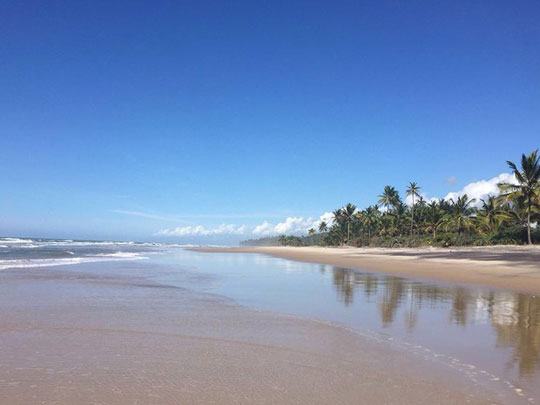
(0, 252, 148, 271)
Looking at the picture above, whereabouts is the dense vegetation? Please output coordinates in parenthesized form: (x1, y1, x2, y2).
(247, 149, 540, 248)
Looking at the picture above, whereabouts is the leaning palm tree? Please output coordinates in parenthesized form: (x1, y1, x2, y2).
(498, 149, 540, 244)
(406, 182, 421, 237)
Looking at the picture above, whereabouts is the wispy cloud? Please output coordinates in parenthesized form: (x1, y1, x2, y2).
(112, 210, 186, 223)
(113, 209, 300, 222)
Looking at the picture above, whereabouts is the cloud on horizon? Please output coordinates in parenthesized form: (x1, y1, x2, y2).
(443, 172, 516, 207)
(252, 212, 334, 237)
(404, 172, 517, 208)
(155, 173, 518, 238)
(156, 224, 247, 236)
(155, 212, 334, 238)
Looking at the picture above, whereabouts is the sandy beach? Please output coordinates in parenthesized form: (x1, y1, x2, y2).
(0, 256, 504, 404)
(192, 245, 540, 294)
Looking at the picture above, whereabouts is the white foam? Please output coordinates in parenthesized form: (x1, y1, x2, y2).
(93, 252, 146, 258)
(0, 253, 148, 271)
(0, 238, 194, 249)
(0, 238, 33, 244)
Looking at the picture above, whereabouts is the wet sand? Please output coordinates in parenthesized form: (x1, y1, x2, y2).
(0, 260, 501, 404)
(192, 245, 540, 294)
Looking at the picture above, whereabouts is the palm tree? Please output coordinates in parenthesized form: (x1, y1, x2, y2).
(498, 149, 540, 244)
(361, 205, 379, 243)
(445, 194, 477, 235)
(391, 202, 407, 236)
(477, 196, 509, 234)
(340, 203, 357, 245)
(332, 209, 346, 245)
(318, 221, 328, 233)
(308, 228, 316, 236)
(378, 186, 400, 211)
(333, 209, 344, 228)
(425, 201, 444, 238)
(406, 182, 421, 237)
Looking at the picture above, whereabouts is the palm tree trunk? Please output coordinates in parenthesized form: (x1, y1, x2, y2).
(527, 204, 532, 245)
(347, 222, 350, 245)
(410, 196, 414, 237)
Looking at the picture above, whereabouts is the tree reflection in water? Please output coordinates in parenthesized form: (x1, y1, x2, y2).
(330, 267, 540, 377)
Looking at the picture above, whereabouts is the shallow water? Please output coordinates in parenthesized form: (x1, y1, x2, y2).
(2, 240, 539, 402)
(152, 249, 540, 402)
(0, 237, 161, 269)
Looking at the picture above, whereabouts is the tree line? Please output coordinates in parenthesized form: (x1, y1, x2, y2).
(279, 149, 540, 247)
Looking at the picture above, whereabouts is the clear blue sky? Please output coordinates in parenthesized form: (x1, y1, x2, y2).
(1, 1, 539, 242)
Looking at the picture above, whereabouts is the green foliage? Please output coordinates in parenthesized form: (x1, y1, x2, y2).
(240, 236, 282, 246)
(242, 149, 539, 248)
(277, 235, 304, 246)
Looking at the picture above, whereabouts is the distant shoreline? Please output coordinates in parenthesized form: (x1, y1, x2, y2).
(190, 245, 540, 294)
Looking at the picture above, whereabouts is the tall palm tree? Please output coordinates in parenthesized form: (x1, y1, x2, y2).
(340, 203, 357, 245)
(498, 149, 540, 244)
(332, 208, 346, 245)
(406, 182, 421, 237)
(318, 221, 328, 233)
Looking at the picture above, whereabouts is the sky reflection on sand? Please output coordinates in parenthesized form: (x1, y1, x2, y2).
(156, 250, 540, 400)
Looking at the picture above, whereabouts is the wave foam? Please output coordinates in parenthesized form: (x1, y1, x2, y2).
(0, 253, 148, 271)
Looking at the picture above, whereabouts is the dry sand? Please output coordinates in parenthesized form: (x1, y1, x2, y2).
(0, 260, 502, 404)
(192, 245, 540, 294)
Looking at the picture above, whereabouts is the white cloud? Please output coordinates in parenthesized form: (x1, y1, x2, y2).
(156, 224, 247, 236)
(275, 217, 313, 234)
(155, 212, 334, 238)
(405, 192, 439, 206)
(252, 221, 273, 235)
(252, 212, 334, 236)
(403, 173, 516, 208)
(405, 192, 425, 207)
(443, 173, 517, 207)
(317, 212, 335, 228)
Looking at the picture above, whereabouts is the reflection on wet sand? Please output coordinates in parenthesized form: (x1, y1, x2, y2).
(328, 266, 540, 377)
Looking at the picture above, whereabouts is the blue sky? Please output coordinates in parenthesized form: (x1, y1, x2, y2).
(1, 1, 539, 243)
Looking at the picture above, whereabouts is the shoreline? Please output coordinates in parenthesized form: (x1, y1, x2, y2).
(190, 245, 540, 294)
